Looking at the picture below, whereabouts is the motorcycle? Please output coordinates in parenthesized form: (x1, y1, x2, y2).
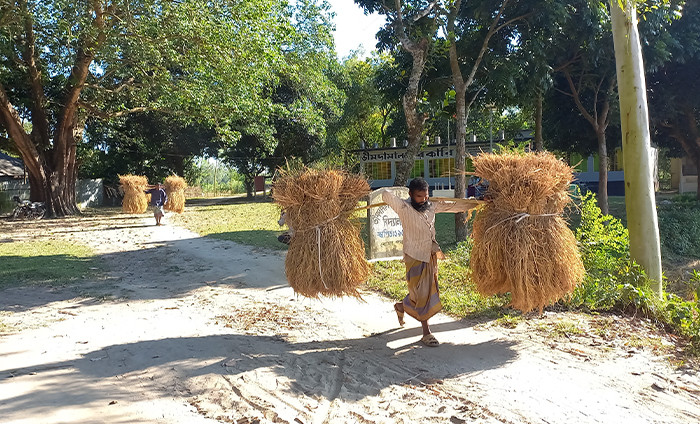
(11, 195, 46, 220)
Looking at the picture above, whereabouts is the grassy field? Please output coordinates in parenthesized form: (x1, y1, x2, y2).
(170, 197, 288, 250)
(174, 194, 699, 314)
(0, 239, 99, 289)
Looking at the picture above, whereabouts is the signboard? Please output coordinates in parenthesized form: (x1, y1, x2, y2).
(368, 187, 408, 260)
(360, 146, 454, 163)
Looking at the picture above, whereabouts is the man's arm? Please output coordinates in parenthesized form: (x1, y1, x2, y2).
(434, 198, 483, 214)
(379, 188, 407, 213)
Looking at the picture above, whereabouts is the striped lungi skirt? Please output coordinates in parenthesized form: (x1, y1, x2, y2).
(402, 252, 442, 321)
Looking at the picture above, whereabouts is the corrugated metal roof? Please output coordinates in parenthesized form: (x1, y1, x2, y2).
(0, 152, 24, 177)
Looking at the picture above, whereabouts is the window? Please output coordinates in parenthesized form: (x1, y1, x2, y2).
(365, 161, 392, 180)
(570, 153, 586, 172)
(466, 157, 474, 172)
(410, 160, 425, 178)
(428, 158, 455, 178)
(611, 148, 624, 171)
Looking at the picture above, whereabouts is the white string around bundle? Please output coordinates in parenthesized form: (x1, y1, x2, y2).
(485, 212, 559, 233)
(315, 226, 328, 289)
(298, 213, 343, 290)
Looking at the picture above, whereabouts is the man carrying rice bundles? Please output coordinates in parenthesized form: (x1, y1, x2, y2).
(379, 177, 477, 347)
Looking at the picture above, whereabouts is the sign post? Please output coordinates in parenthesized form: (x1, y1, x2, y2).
(367, 187, 408, 261)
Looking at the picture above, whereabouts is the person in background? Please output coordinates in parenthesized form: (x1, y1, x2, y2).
(145, 182, 167, 226)
(277, 209, 293, 245)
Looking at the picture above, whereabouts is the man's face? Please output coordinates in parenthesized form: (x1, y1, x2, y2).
(409, 189, 429, 211)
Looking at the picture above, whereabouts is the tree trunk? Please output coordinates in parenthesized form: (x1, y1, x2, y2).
(610, 0, 663, 295)
(534, 89, 544, 151)
(453, 87, 469, 241)
(394, 40, 429, 186)
(596, 130, 609, 215)
(244, 177, 254, 198)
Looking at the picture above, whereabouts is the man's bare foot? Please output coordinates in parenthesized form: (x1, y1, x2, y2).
(394, 303, 405, 326)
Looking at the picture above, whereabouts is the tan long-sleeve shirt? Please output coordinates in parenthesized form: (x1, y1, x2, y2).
(380, 189, 454, 263)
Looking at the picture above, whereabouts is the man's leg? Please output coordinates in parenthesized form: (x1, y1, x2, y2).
(394, 302, 405, 326)
(421, 320, 431, 337)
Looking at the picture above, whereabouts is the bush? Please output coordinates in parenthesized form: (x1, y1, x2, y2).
(564, 191, 700, 352)
(567, 191, 630, 310)
(658, 199, 700, 259)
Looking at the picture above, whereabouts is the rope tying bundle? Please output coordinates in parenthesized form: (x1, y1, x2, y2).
(485, 212, 559, 233)
(297, 213, 342, 290)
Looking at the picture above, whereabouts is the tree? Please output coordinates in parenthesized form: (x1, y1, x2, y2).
(648, 0, 700, 198)
(224, 133, 269, 198)
(80, 113, 218, 183)
(610, 0, 663, 294)
(548, 0, 619, 215)
(221, 0, 343, 179)
(331, 53, 397, 158)
(0, 0, 288, 216)
(356, 0, 442, 186)
(443, 0, 530, 241)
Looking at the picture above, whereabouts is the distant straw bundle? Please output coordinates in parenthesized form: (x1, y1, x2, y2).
(119, 174, 148, 214)
(470, 152, 584, 313)
(272, 167, 371, 298)
(164, 175, 187, 213)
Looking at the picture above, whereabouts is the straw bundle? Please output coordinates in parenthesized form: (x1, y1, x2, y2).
(119, 174, 149, 214)
(164, 175, 187, 213)
(272, 167, 371, 298)
(470, 152, 584, 313)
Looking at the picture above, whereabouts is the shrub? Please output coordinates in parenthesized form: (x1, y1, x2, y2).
(564, 191, 700, 352)
(657, 200, 700, 259)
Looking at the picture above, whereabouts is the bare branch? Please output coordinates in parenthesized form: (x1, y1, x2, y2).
(554, 87, 575, 98)
(563, 69, 597, 129)
(463, 0, 514, 89)
(19, 0, 51, 148)
(85, 77, 136, 94)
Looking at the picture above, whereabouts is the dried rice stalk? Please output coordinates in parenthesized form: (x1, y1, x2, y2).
(119, 174, 148, 214)
(272, 167, 371, 298)
(164, 175, 187, 213)
(470, 152, 584, 313)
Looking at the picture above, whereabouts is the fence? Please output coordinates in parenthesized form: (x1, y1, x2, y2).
(0, 179, 104, 214)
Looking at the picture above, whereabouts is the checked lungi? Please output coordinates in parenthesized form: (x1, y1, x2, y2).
(401, 252, 442, 321)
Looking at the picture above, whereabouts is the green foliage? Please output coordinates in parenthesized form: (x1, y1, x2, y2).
(576, 191, 630, 263)
(657, 198, 700, 258)
(564, 190, 700, 352)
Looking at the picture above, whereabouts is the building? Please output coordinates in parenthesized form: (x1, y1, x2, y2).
(0, 152, 25, 181)
(355, 135, 632, 197)
(670, 156, 698, 195)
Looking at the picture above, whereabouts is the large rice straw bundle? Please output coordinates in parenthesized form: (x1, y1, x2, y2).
(119, 174, 149, 214)
(272, 167, 371, 298)
(164, 175, 187, 213)
(470, 152, 584, 313)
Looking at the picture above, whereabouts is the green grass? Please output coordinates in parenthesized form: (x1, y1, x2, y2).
(365, 244, 510, 319)
(174, 195, 699, 328)
(0, 240, 99, 288)
(172, 199, 288, 250)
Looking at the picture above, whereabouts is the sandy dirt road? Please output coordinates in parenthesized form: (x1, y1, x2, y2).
(0, 212, 699, 424)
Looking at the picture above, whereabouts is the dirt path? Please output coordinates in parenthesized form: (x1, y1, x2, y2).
(1, 212, 699, 424)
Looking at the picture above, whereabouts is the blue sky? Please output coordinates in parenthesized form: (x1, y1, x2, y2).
(326, 0, 386, 59)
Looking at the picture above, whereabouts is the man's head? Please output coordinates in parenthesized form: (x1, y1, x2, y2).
(408, 178, 430, 212)
(155, 182, 163, 189)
